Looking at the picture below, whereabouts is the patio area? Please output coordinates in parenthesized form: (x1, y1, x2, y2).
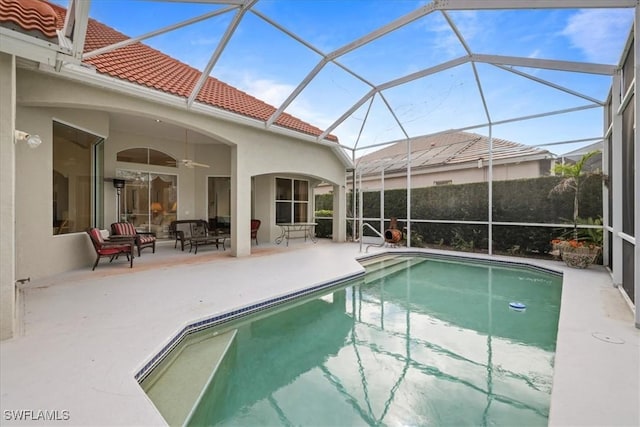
(1, 240, 638, 426)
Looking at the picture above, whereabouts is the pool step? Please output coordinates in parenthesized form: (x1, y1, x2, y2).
(361, 256, 427, 283)
(141, 328, 237, 427)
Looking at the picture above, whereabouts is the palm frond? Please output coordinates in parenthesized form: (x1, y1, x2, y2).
(549, 177, 576, 195)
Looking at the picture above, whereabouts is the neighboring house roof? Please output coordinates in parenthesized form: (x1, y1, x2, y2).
(356, 131, 553, 176)
(0, 0, 337, 142)
(559, 141, 603, 171)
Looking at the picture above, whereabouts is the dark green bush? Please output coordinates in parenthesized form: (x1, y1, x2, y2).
(341, 174, 603, 256)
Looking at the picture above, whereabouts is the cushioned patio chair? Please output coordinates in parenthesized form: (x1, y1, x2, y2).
(111, 222, 156, 256)
(251, 219, 261, 245)
(87, 228, 134, 270)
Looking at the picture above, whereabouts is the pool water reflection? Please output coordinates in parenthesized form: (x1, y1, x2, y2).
(186, 256, 562, 426)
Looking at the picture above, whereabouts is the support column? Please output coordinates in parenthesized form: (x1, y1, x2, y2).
(0, 53, 16, 340)
(634, 5, 640, 328)
(230, 145, 251, 257)
(611, 72, 623, 288)
(332, 183, 346, 242)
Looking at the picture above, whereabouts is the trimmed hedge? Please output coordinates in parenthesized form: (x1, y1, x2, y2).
(315, 175, 603, 255)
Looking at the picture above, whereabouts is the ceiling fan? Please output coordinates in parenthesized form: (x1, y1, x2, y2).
(180, 129, 209, 168)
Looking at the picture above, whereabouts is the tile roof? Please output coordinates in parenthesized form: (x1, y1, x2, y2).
(0, 0, 337, 142)
(0, 0, 59, 41)
(357, 131, 552, 176)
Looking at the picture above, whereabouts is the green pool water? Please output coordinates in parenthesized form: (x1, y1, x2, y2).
(181, 256, 562, 426)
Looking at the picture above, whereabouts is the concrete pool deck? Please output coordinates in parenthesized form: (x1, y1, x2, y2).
(1, 240, 638, 426)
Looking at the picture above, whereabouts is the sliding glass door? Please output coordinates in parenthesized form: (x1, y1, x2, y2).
(208, 176, 231, 233)
(116, 170, 177, 238)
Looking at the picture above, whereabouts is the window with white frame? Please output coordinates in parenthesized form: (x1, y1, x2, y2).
(52, 121, 104, 235)
(276, 178, 308, 223)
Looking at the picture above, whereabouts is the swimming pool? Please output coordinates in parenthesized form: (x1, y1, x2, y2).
(141, 254, 562, 426)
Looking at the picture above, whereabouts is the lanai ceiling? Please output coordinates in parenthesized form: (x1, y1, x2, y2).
(8, 0, 638, 157)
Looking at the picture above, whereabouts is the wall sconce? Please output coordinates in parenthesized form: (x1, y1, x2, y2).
(14, 130, 43, 149)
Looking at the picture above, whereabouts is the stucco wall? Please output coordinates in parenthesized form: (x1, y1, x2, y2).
(13, 68, 347, 279)
(359, 161, 546, 191)
(1, 53, 16, 340)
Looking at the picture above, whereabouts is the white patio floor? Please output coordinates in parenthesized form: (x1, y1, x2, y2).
(1, 240, 638, 426)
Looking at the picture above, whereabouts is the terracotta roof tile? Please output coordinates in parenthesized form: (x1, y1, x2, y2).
(2, 0, 337, 142)
(0, 0, 58, 40)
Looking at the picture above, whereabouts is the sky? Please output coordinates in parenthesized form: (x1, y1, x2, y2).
(51, 1, 634, 156)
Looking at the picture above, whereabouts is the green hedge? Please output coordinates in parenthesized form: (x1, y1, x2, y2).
(316, 175, 603, 255)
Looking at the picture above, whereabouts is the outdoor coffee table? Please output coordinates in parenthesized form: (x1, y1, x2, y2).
(190, 233, 230, 254)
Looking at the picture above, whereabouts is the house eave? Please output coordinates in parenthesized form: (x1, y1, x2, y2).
(17, 60, 352, 167)
(0, 27, 74, 69)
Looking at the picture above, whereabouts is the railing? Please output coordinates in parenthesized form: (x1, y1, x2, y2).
(360, 222, 385, 253)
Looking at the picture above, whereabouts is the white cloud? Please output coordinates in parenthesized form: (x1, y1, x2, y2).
(239, 75, 294, 107)
(561, 9, 633, 63)
(237, 74, 336, 130)
(431, 11, 481, 55)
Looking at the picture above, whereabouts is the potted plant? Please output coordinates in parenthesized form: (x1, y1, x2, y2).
(549, 151, 602, 268)
(552, 237, 601, 268)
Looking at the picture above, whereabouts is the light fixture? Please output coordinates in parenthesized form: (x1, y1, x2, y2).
(112, 179, 126, 221)
(112, 179, 126, 190)
(150, 202, 163, 213)
(14, 130, 43, 148)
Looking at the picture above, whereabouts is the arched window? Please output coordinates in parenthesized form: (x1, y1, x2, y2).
(117, 148, 177, 167)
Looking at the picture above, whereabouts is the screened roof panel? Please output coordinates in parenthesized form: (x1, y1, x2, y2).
(15, 1, 638, 155)
(447, 8, 633, 63)
(337, 12, 468, 86)
(252, 0, 419, 53)
(285, 62, 373, 132)
(476, 63, 600, 123)
(212, 11, 321, 107)
(379, 63, 488, 140)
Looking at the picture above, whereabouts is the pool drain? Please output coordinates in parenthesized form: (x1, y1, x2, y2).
(591, 332, 625, 344)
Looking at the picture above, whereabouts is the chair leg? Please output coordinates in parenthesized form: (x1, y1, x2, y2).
(129, 251, 133, 268)
(92, 255, 101, 271)
(152, 242, 156, 253)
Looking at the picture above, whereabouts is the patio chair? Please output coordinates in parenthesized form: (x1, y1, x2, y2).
(86, 228, 134, 270)
(110, 222, 156, 256)
(251, 219, 261, 245)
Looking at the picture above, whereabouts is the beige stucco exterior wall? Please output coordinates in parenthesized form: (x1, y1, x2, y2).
(11, 68, 347, 279)
(0, 53, 16, 340)
(15, 107, 111, 280)
(358, 161, 545, 191)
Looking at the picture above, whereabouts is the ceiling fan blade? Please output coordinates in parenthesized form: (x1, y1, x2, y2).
(181, 159, 210, 168)
(190, 161, 210, 168)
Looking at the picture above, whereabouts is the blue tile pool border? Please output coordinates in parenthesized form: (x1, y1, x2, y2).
(135, 250, 563, 383)
(358, 250, 564, 278)
(134, 270, 365, 383)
